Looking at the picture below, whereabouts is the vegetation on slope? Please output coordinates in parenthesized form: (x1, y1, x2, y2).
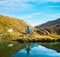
(35, 18, 60, 35)
(0, 15, 60, 42)
(0, 15, 34, 41)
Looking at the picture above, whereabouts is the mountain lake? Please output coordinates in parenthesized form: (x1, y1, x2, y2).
(0, 42, 60, 57)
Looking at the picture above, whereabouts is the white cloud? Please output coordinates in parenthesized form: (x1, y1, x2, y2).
(0, 0, 8, 4)
(43, 13, 60, 22)
(47, 14, 60, 18)
(0, 0, 33, 5)
(24, 12, 43, 18)
(0, 0, 60, 5)
(31, 13, 60, 26)
(0, 0, 34, 10)
(0, 0, 60, 10)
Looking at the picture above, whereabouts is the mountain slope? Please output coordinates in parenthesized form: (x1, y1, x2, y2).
(36, 18, 60, 29)
(35, 18, 60, 35)
(0, 15, 28, 33)
(0, 15, 35, 41)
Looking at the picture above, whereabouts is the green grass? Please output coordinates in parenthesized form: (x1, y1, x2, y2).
(0, 42, 27, 57)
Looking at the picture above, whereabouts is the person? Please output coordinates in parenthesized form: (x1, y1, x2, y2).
(26, 26, 31, 37)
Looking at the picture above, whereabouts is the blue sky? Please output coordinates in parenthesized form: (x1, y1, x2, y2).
(0, 0, 60, 26)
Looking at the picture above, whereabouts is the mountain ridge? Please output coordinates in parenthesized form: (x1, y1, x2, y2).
(35, 18, 60, 35)
(36, 18, 60, 29)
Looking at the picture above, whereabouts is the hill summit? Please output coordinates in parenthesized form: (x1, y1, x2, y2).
(0, 15, 35, 41)
(0, 15, 29, 33)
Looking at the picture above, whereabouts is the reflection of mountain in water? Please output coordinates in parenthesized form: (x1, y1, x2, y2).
(11, 43, 60, 57)
(25, 43, 39, 55)
(25, 43, 60, 56)
(40, 43, 60, 53)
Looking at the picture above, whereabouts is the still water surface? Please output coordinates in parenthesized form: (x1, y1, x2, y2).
(11, 43, 60, 57)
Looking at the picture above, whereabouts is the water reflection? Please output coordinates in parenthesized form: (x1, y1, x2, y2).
(40, 43, 60, 53)
(11, 43, 60, 57)
(25, 44, 31, 55)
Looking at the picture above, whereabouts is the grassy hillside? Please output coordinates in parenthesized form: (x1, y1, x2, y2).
(0, 15, 28, 33)
(0, 15, 36, 42)
(0, 15, 60, 42)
